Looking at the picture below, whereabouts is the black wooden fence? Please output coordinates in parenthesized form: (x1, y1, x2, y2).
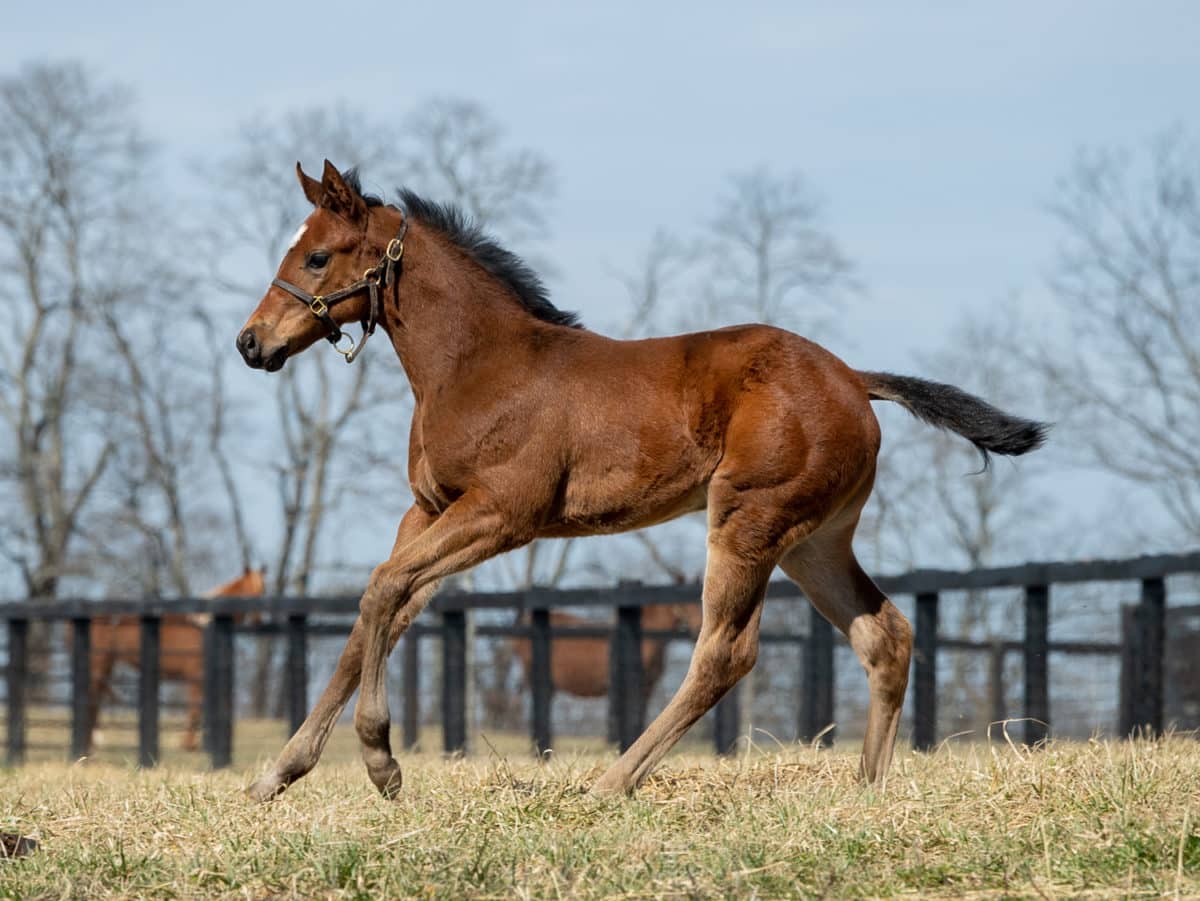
(2, 550, 1197, 768)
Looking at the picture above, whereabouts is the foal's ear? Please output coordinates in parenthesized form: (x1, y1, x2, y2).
(296, 162, 324, 207)
(319, 159, 368, 225)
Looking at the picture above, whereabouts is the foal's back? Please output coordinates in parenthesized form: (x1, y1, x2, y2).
(527, 323, 880, 539)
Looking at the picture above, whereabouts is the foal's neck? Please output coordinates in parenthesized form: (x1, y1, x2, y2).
(381, 221, 552, 402)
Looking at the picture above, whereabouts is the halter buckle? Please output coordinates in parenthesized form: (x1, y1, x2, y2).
(385, 238, 404, 262)
(309, 296, 328, 317)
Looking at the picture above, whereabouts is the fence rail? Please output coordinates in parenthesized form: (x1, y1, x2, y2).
(3, 550, 1198, 769)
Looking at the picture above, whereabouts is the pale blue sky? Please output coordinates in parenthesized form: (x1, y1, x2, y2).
(3, 2, 1197, 574)
(4, 2, 1195, 371)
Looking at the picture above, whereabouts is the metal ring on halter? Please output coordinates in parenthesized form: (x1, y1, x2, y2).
(332, 332, 357, 359)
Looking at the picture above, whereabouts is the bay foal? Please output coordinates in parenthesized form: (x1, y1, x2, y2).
(237, 161, 1046, 800)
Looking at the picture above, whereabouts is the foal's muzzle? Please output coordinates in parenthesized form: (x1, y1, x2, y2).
(237, 328, 288, 372)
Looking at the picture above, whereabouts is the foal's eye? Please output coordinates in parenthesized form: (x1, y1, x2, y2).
(305, 251, 331, 270)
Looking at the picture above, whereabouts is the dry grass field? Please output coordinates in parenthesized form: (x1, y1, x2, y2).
(1, 726, 1198, 898)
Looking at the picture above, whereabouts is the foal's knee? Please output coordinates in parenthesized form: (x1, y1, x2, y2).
(360, 564, 416, 622)
(697, 630, 759, 694)
(728, 637, 758, 682)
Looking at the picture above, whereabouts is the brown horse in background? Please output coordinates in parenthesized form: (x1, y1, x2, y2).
(238, 161, 1046, 800)
(510, 604, 702, 721)
(85, 567, 265, 754)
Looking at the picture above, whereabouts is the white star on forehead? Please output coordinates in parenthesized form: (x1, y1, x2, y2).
(287, 223, 308, 250)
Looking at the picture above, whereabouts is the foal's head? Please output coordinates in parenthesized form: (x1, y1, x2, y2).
(237, 160, 400, 371)
(205, 566, 267, 599)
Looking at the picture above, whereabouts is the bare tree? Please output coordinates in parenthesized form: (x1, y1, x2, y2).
(608, 229, 695, 339)
(698, 166, 856, 337)
(1026, 129, 1200, 542)
(0, 61, 150, 599)
(0, 61, 249, 710)
(400, 98, 555, 248)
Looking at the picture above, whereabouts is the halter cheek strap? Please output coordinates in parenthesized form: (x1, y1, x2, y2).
(270, 218, 408, 364)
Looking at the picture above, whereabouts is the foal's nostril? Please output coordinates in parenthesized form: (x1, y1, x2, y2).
(237, 329, 261, 364)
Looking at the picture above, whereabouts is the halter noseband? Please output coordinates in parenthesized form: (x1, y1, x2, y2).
(270, 216, 408, 364)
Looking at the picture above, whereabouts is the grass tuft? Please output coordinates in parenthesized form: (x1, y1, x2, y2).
(1, 735, 1197, 898)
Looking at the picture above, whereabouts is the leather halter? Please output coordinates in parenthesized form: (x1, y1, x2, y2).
(271, 217, 408, 364)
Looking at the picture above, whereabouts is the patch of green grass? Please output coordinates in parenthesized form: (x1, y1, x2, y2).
(1, 736, 1197, 898)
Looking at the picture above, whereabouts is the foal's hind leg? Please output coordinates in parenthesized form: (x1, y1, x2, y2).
(183, 678, 203, 752)
(86, 652, 114, 756)
(591, 547, 774, 794)
(780, 530, 912, 784)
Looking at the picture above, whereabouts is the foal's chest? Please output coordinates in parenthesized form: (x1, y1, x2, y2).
(409, 451, 461, 514)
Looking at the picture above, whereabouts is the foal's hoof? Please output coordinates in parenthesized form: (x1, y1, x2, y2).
(245, 773, 287, 804)
(0, 833, 37, 858)
(368, 759, 404, 800)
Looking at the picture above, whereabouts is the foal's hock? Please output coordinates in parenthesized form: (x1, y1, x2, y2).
(237, 160, 1047, 801)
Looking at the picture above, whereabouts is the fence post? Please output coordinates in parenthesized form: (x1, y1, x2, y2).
(988, 639, 1006, 729)
(206, 614, 235, 769)
(138, 615, 160, 767)
(713, 682, 740, 755)
(7, 618, 28, 766)
(800, 612, 835, 745)
(441, 610, 467, 754)
(1023, 584, 1049, 745)
(610, 605, 644, 752)
(1119, 605, 1136, 736)
(1132, 577, 1166, 736)
(529, 608, 553, 756)
(285, 614, 308, 735)
(913, 591, 938, 750)
(402, 632, 420, 750)
(201, 624, 213, 755)
(70, 617, 92, 760)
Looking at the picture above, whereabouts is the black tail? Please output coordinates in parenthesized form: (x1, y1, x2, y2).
(860, 371, 1049, 467)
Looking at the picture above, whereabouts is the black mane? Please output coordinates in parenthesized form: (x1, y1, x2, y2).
(342, 169, 582, 330)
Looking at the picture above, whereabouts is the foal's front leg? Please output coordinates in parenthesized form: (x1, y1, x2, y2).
(355, 495, 525, 798)
(246, 506, 438, 802)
